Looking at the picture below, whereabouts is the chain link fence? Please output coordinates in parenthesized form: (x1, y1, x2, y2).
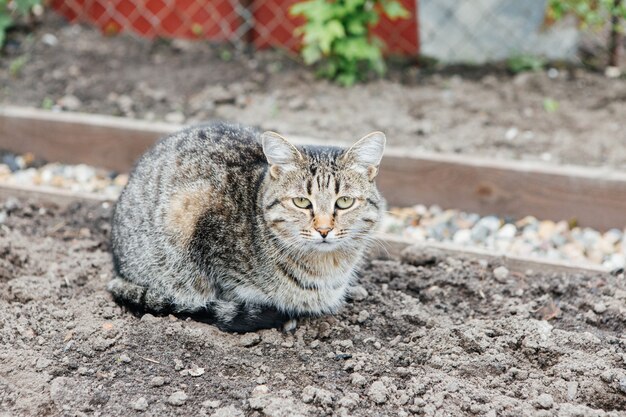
(48, 0, 620, 65)
(49, 0, 419, 54)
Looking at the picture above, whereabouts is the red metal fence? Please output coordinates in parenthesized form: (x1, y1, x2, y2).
(50, 0, 420, 55)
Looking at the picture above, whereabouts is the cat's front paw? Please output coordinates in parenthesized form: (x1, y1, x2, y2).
(282, 319, 298, 333)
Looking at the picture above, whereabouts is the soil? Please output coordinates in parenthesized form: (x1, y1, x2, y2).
(2, 14, 626, 170)
(1, 196, 626, 416)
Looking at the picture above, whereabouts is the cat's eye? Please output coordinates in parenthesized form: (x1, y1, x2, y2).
(293, 197, 312, 209)
(336, 196, 355, 209)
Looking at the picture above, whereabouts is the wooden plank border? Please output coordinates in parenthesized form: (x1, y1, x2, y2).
(2, 105, 626, 231)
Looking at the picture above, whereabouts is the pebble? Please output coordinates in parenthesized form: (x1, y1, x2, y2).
(567, 381, 578, 400)
(357, 310, 370, 323)
(592, 302, 607, 314)
(131, 397, 149, 411)
(351, 373, 367, 387)
(239, 333, 261, 347)
(493, 266, 509, 282)
(367, 380, 388, 404)
(167, 391, 188, 406)
(164, 111, 185, 124)
(301, 386, 334, 406)
(202, 400, 222, 408)
(211, 405, 244, 417)
(534, 393, 553, 409)
(150, 376, 167, 387)
(58, 95, 82, 111)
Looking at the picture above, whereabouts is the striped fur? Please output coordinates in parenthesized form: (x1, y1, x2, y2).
(109, 122, 385, 332)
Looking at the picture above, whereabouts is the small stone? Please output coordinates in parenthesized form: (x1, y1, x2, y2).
(167, 391, 188, 406)
(497, 223, 517, 239)
(446, 381, 459, 393)
(58, 95, 82, 111)
(547, 68, 559, 79)
(357, 310, 370, 323)
(202, 400, 221, 408)
(188, 365, 205, 377)
(211, 405, 244, 417)
(36, 358, 52, 369)
(174, 359, 184, 371)
(351, 373, 367, 387)
(567, 381, 578, 400)
(605, 66, 622, 78)
(252, 385, 270, 397)
(593, 302, 607, 314)
(505, 127, 519, 141)
(453, 229, 472, 245)
(584, 310, 598, 324)
(117, 95, 134, 113)
(368, 380, 388, 404)
(534, 393, 553, 409)
(150, 376, 167, 387)
(338, 393, 359, 409)
(493, 266, 509, 282)
(165, 111, 185, 124)
(42, 33, 59, 46)
(239, 333, 261, 347)
(131, 397, 149, 411)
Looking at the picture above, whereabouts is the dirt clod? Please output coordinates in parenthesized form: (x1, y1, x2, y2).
(167, 391, 188, 406)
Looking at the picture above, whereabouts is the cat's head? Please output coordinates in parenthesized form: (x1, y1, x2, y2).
(261, 131, 386, 253)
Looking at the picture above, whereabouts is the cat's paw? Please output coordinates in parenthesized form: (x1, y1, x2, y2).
(282, 319, 298, 333)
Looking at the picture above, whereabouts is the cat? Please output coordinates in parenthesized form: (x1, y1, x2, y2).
(108, 122, 386, 333)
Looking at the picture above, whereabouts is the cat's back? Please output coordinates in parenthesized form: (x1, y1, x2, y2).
(135, 122, 265, 181)
(112, 122, 267, 276)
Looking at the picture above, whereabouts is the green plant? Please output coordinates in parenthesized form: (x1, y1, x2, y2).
(290, 0, 409, 86)
(9, 54, 26, 76)
(543, 97, 560, 112)
(547, 0, 625, 67)
(506, 54, 546, 73)
(0, 0, 41, 47)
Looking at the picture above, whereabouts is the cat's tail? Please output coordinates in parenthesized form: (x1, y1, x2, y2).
(107, 277, 295, 332)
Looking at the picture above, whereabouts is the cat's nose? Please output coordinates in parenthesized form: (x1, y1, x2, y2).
(316, 227, 333, 238)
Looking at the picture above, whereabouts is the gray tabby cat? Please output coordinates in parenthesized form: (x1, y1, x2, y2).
(109, 122, 386, 332)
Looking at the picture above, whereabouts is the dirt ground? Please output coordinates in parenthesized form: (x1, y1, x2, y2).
(1, 196, 626, 416)
(1, 14, 626, 169)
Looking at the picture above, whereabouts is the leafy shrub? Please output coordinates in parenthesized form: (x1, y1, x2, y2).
(547, 0, 625, 66)
(547, 0, 625, 29)
(0, 0, 42, 46)
(290, 0, 409, 86)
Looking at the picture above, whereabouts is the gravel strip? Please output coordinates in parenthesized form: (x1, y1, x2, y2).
(384, 206, 625, 271)
(1, 151, 623, 270)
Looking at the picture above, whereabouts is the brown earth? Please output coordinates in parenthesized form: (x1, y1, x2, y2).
(1, 196, 625, 416)
(1, 14, 626, 169)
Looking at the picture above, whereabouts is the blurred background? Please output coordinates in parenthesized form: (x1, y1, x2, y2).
(1, 0, 624, 168)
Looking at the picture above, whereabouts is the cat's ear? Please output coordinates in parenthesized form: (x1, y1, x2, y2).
(262, 131, 303, 179)
(342, 132, 386, 181)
